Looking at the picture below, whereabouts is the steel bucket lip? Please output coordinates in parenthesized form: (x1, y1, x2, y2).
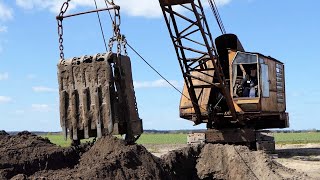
(57, 52, 142, 144)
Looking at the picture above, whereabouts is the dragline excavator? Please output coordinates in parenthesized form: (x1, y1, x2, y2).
(56, 0, 288, 150)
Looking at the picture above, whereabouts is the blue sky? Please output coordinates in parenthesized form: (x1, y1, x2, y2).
(0, 0, 319, 131)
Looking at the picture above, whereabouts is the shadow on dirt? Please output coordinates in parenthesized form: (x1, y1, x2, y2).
(276, 148, 320, 160)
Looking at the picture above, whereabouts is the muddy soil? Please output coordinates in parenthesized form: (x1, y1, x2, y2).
(0, 131, 89, 179)
(0, 131, 309, 180)
(161, 144, 307, 180)
(30, 135, 169, 180)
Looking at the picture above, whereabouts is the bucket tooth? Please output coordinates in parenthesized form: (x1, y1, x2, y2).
(57, 52, 142, 143)
(60, 90, 68, 140)
(71, 89, 78, 140)
(102, 84, 113, 134)
(95, 85, 102, 138)
(82, 88, 90, 139)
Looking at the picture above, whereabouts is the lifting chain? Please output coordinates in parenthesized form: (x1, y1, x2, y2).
(57, 0, 71, 60)
(57, 0, 127, 59)
(107, 5, 128, 57)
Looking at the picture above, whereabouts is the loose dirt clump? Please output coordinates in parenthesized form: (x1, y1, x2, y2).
(0, 132, 308, 180)
(76, 135, 169, 179)
(0, 130, 9, 136)
(161, 143, 307, 180)
(161, 145, 203, 180)
(197, 144, 282, 180)
(31, 136, 170, 180)
(0, 131, 86, 179)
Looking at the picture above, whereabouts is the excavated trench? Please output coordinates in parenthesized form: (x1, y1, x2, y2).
(0, 131, 307, 180)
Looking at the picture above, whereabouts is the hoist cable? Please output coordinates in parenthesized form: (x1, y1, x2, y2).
(209, 0, 225, 34)
(91, 0, 213, 119)
(93, 0, 108, 52)
(104, 0, 115, 23)
(208, 0, 226, 34)
(213, 0, 226, 34)
(212, 0, 226, 34)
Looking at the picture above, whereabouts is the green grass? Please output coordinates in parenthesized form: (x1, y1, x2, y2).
(136, 133, 187, 144)
(42, 135, 93, 147)
(42, 134, 71, 147)
(41, 133, 187, 147)
(42, 132, 320, 147)
(274, 132, 320, 144)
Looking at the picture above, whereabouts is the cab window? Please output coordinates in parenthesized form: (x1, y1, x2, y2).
(231, 52, 259, 98)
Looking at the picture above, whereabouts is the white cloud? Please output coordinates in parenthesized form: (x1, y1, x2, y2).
(16, 0, 232, 18)
(32, 86, 58, 93)
(0, 25, 7, 32)
(0, 96, 12, 103)
(0, 72, 8, 80)
(16, 0, 106, 13)
(0, 1, 13, 21)
(117, 0, 163, 18)
(31, 104, 51, 112)
(134, 79, 182, 89)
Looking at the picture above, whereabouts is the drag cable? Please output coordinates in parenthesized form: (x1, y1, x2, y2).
(126, 42, 208, 113)
(233, 146, 260, 180)
(94, 0, 108, 52)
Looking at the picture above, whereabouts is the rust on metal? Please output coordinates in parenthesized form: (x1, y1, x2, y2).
(160, 0, 193, 6)
(57, 52, 143, 142)
(56, 6, 120, 20)
(159, 0, 237, 126)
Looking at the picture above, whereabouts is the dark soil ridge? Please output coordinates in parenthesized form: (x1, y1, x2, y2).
(0, 131, 308, 180)
(0, 131, 90, 179)
(29, 135, 170, 180)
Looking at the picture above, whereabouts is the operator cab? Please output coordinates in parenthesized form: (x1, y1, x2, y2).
(231, 52, 260, 98)
(228, 50, 286, 114)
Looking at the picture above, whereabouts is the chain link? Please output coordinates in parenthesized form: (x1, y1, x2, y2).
(57, 0, 127, 58)
(121, 36, 128, 56)
(57, 0, 71, 60)
(108, 37, 115, 53)
(108, 6, 128, 57)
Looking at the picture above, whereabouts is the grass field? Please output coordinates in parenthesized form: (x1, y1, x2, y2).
(42, 133, 187, 147)
(42, 132, 320, 147)
(274, 132, 320, 144)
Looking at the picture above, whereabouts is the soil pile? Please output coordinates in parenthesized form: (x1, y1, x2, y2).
(162, 144, 307, 180)
(76, 135, 169, 179)
(30, 135, 170, 180)
(0, 131, 84, 179)
(0, 131, 307, 180)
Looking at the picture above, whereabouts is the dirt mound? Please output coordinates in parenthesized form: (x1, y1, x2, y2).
(0, 132, 86, 179)
(76, 136, 169, 179)
(197, 144, 282, 179)
(31, 136, 170, 180)
(161, 145, 203, 180)
(162, 144, 307, 180)
(0, 130, 9, 136)
(0, 132, 307, 180)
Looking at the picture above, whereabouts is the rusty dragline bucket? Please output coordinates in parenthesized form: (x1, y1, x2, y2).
(57, 52, 143, 143)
